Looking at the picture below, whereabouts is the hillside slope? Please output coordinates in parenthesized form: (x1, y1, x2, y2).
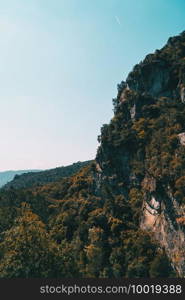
(2, 161, 92, 190)
(0, 31, 185, 278)
(0, 170, 40, 188)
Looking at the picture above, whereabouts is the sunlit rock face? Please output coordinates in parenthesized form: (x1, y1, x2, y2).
(178, 132, 185, 145)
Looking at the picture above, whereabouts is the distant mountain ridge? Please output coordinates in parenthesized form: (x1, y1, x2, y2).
(2, 161, 92, 190)
(0, 170, 40, 188)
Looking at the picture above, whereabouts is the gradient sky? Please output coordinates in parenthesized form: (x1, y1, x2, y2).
(0, 0, 185, 171)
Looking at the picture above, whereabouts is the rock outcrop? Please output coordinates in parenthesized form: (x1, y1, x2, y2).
(95, 31, 185, 277)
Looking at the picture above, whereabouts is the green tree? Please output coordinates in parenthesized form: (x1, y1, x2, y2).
(149, 252, 175, 278)
(0, 203, 58, 278)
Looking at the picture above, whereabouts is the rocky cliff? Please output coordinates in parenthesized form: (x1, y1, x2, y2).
(95, 31, 185, 277)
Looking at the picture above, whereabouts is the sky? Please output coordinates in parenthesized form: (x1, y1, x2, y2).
(0, 0, 185, 171)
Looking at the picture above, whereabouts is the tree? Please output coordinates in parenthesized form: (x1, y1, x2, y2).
(85, 227, 105, 277)
(0, 203, 58, 278)
(149, 252, 175, 278)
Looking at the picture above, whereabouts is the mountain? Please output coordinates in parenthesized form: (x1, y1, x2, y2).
(0, 170, 40, 188)
(94, 30, 185, 276)
(2, 161, 92, 190)
(0, 31, 185, 278)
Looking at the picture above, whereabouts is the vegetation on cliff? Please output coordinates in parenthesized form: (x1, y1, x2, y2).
(1, 31, 185, 278)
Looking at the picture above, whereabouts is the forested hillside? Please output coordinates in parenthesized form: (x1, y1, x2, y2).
(3, 161, 91, 190)
(0, 170, 40, 188)
(1, 31, 185, 278)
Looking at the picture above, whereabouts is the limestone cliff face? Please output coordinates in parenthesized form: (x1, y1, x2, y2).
(140, 179, 185, 276)
(95, 31, 185, 277)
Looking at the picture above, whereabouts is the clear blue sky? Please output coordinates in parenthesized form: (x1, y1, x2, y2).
(0, 0, 185, 171)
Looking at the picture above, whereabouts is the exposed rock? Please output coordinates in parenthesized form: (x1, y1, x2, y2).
(178, 132, 185, 145)
(127, 61, 172, 98)
(141, 194, 185, 277)
(130, 104, 136, 120)
(120, 85, 131, 102)
(180, 85, 185, 103)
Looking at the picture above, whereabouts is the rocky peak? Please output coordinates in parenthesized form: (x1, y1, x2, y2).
(117, 31, 185, 104)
